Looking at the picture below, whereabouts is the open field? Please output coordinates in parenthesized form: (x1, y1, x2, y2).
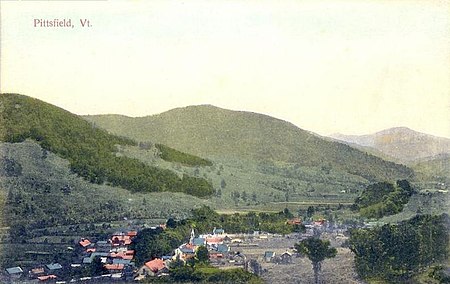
(227, 233, 363, 284)
(261, 248, 363, 284)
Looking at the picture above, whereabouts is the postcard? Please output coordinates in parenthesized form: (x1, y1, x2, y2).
(1, 1, 449, 283)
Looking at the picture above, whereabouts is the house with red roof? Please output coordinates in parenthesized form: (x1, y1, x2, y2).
(110, 251, 134, 260)
(104, 263, 125, 273)
(209, 253, 224, 260)
(37, 274, 57, 282)
(79, 238, 91, 248)
(145, 258, 165, 273)
(110, 234, 132, 246)
(29, 267, 45, 278)
(205, 236, 223, 246)
(174, 243, 196, 261)
(108, 246, 134, 260)
(136, 258, 169, 277)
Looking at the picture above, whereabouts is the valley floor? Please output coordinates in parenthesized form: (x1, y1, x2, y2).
(261, 247, 363, 284)
(228, 233, 363, 284)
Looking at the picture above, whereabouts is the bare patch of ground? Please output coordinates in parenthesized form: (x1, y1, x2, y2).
(230, 234, 364, 284)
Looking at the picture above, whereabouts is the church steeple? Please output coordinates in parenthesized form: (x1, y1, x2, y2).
(189, 228, 195, 245)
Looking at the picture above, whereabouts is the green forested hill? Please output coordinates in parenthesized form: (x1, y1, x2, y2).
(0, 94, 213, 197)
(85, 105, 413, 182)
(412, 154, 450, 185)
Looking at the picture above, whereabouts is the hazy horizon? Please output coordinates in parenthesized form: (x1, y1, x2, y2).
(77, 102, 448, 139)
(1, 1, 449, 138)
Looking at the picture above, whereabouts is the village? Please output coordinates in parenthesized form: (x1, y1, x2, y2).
(2, 217, 362, 284)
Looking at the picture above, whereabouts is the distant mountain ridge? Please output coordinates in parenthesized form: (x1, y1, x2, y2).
(330, 127, 450, 164)
(85, 105, 413, 182)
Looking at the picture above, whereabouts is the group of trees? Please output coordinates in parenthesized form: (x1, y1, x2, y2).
(189, 206, 301, 235)
(230, 190, 258, 205)
(155, 144, 212, 166)
(353, 180, 415, 219)
(1, 94, 213, 197)
(349, 214, 449, 282)
(133, 226, 188, 265)
(166, 264, 262, 283)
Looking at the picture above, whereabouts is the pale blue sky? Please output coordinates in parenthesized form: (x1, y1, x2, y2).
(1, 0, 449, 138)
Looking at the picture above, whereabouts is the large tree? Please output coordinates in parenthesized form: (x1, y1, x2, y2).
(195, 245, 209, 263)
(295, 237, 337, 284)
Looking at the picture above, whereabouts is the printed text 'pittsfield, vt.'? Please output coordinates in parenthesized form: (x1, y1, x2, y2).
(34, 19, 92, 28)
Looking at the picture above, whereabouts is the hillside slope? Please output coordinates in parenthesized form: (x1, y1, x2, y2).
(0, 94, 213, 197)
(330, 127, 450, 164)
(411, 154, 450, 185)
(0, 140, 211, 267)
(85, 105, 413, 182)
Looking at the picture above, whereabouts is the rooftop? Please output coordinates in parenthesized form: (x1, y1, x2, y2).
(145, 258, 165, 273)
(79, 239, 91, 247)
(104, 264, 125, 271)
(46, 263, 63, 270)
(6, 266, 23, 275)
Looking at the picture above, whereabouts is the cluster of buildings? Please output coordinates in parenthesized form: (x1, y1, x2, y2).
(5, 221, 314, 282)
(6, 263, 63, 282)
(263, 251, 293, 264)
(4, 230, 139, 283)
(135, 221, 326, 278)
(6, 261, 65, 282)
(175, 227, 230, 261)
(135, 227, 237, 280)
(78, 230, 137, 278)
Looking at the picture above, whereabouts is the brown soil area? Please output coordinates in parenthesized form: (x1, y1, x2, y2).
(230, 234, 365, 284)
